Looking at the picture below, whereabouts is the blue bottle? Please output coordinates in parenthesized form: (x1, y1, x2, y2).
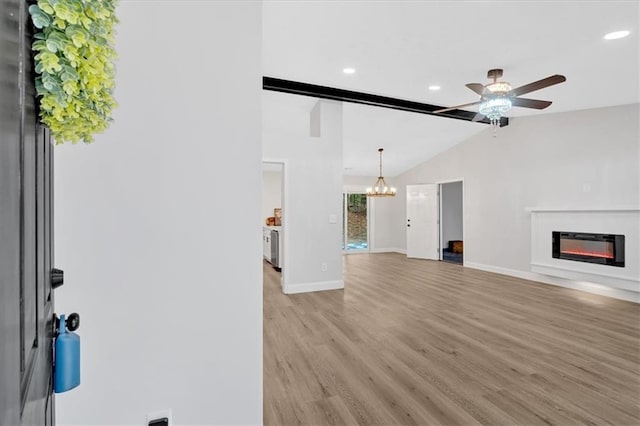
(54, 314, 80, 393)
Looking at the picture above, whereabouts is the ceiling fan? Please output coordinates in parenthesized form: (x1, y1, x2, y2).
(434, 69, 566, 130)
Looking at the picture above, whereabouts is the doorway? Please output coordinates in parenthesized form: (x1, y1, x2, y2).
(342, 193, 369, 252)
(262, 161, 286, 290)
(439, 180, 464, 265)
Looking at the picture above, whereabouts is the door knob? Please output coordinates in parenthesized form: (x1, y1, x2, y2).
(66, 313, 80, 331)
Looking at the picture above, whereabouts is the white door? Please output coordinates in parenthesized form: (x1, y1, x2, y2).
(406, 184, 439, 259)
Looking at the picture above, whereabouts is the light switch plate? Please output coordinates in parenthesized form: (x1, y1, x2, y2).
(329, 214, 337, 224)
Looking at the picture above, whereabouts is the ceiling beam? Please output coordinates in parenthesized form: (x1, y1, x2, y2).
(263, 77, 509, 127)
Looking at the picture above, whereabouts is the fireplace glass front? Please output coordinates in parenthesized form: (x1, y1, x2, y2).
(552, 232, 624, 267)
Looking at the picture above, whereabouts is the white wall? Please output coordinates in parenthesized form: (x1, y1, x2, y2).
(394, 104, 639, 299)
(262, 170, 282, 224)
(441, 181, 463, 248)
(264, 100, 344, 293)
(342, 175, 373, 190)
(54, 2, 262, 424)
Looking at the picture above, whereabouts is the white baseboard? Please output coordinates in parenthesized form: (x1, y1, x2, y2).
(370, 248, 406, 254)
(464, 262, 640, 303)
(283, 280, 344, 295)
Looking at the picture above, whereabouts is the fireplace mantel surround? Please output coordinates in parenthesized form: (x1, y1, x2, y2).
(529, 208, 639, 300)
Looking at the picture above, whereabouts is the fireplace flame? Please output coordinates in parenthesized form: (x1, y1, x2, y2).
(560, 249, 614, 259)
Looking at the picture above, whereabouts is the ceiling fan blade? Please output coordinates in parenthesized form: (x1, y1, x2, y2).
(510, 74, 566, 97)
(434, 100, 481, 114)
(511, 98, 552, 109)
(465, 83, 485, 96)
(471, 113, 485, 122)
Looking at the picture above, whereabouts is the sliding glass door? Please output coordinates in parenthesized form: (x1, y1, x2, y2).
(343, 193, 369, 252)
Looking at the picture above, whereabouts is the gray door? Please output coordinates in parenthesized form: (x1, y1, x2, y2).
(1, 1, 55, 424)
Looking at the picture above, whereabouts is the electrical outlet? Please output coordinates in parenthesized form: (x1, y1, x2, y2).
(321, 262, 328, 272)
(147, 409, 172, 426)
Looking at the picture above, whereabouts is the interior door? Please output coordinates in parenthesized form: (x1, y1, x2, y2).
(1, 1, 55, 424)
(406, 184, 439, 260)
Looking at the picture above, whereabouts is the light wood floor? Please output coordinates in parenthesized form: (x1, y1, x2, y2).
(264, 253, 640, 425)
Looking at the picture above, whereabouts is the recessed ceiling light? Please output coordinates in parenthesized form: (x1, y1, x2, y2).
(604, 30, 630, 40)
(428, 85, 441, 91)
(343, 67, 356, 75)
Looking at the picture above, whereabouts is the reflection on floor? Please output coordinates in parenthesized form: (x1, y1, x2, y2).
(346, 241, 368, 250)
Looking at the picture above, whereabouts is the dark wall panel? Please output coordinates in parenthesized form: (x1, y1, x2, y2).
(0, 1, 24, 425)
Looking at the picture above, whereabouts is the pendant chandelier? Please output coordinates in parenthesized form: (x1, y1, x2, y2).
(366, 148, 396, 197)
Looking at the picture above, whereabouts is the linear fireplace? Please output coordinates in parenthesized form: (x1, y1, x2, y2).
(552, 231, 625, 267)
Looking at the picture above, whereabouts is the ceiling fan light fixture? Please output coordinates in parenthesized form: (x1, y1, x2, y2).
(366, 148, 396, 197)
(436, 69, 566, 136)
(486, 81, 512, 94)
(479, 97, 512, 132)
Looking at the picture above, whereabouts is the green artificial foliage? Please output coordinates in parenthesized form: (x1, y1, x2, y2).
(29, 0, 118, 143)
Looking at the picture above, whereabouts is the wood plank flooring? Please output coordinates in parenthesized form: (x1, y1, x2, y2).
(263, 253, 640, 425)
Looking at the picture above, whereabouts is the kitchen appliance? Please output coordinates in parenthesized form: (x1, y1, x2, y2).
(270, 229, 280, 270)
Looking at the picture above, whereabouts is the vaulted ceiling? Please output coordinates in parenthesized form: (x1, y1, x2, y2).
(263, 1, 639, 177)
